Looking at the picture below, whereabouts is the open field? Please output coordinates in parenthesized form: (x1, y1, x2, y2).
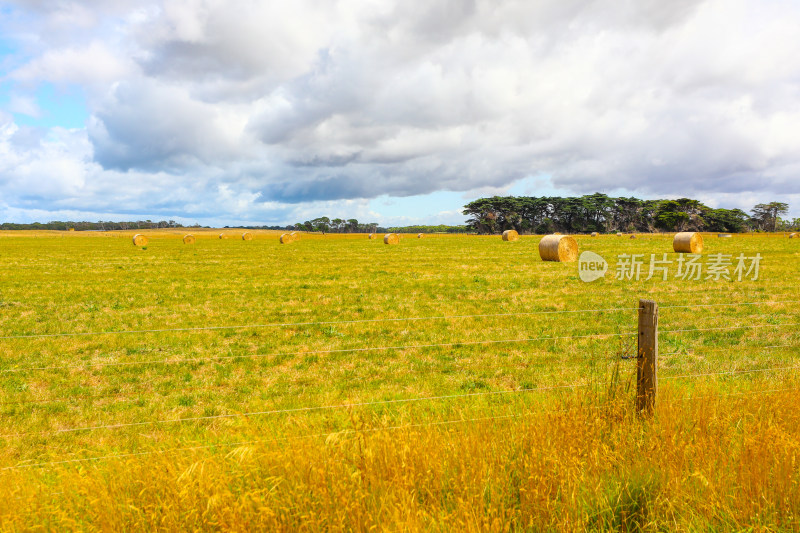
(0, 230, 799, 530)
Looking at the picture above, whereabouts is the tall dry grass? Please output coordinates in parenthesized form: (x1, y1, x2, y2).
(3, 382, 800, 530)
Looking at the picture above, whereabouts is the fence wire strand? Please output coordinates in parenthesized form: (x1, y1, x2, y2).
(0, 382, 592, 440)
(5, 385, 798, 472)
(1, 330, 636, 373)
(0, 306, 641, 341)
(1, 401, 591, 471)
(2, 299, 797, 342)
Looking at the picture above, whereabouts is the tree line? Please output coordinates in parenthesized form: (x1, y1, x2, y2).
(291, 218, 471, 234)
(462, 194, 795, 234)
(0, 220, 202, 231)
(292, 218, 382, 233)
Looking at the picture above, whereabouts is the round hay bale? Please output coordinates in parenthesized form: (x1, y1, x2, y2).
(132, 234, 148, 246)
(417, 233, 424, 239)
(183, 234, 196, 245)
(616, 232, 623, 237)
(280, 233, 293, 244)
(384, 233, 400, 245)
(242, 232, 253, 241)
(368, 233, 375, 239)
(538, 234, 578, 262)
(673, 232, 703, 254)
(789, 233, 797, 238)
(590, 232, 598, 237)
(219, 233, 228, 239)
(718, 233, 732, 238)
(502, 230, 519, 242)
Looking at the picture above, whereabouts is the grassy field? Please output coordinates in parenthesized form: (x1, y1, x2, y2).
(0, 229, 798, 530)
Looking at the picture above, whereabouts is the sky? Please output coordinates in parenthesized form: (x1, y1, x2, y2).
(1, 0, 799, 227)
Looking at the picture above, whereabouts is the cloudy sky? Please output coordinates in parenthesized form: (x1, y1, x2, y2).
(1, 0, 798, 226)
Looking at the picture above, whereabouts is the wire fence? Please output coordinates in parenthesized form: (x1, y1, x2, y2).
(0, 299, 798, 471)
(5, 386, 798, 474)
(1, 299, 797, 341)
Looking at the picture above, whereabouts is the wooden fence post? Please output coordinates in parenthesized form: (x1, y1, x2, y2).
(636, 299, 658, 416)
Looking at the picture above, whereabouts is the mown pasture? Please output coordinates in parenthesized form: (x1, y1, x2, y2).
(0, 229, 798, 530)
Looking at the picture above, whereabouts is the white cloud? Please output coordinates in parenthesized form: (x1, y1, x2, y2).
(7, 93, 41, 117)
(10, 42, 133, 85)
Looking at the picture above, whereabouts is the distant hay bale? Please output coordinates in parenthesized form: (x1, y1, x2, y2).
(418, 233, 424, 239)
(790, 233, 797, 238)
(183, 234, 196, 245)
(368, 233, 375, 239)
(616, 232, 623, 237)
(280, 233, 293, 244)
(502, 230, 519, 242)
(673, 232, 703, 254)
(132, 234, 148, 246)
(590, 232, 598, 237)
(539, 234, 578, 262)
(384, 233, 400, 245)
(242, 232, 253, 241)
(219, 233, 228, 239)
(718, 233, 732, 238)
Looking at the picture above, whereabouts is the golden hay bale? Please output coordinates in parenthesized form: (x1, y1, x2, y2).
(418, 233, 424, 239)
(219, 233, 228, 239)
(718, 233, 732, 238)
(502, 230, 519, 242)
(368, 233, 375, 239)
(384, 233, 400, 245)
(789, 233, 797, 238)
(616, 232, 623, 236)
(590, 232, 598, 237)
(280, 233, 293, 244)
(539, 234, 578, 262)
(673, 232, 703, 253)
(183, 234, 196, 245)
(132, 234, 148, 246)
(242, 232, 253, 241)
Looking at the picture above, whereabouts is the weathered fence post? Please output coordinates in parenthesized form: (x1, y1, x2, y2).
(636, 299, 658, 416)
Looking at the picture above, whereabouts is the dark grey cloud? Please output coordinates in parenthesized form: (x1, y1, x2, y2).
(88, 79, 240, 171)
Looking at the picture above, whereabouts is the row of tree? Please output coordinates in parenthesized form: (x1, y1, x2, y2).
(462, 194, 794, 234)
(290, 218, 472, 234)
(292, 218, 382, 233)
(386, 224, 471, 234)
(0, 220, 203, 231)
